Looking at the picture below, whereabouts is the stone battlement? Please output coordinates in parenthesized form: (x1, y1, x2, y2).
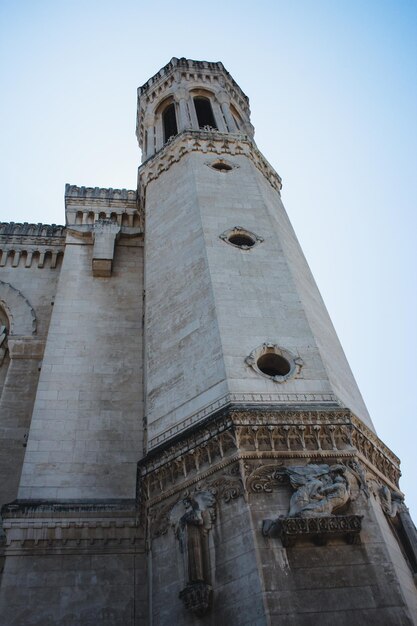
(0, 223, 66, 238)
(65, 184, 137, 203)
(138, 57, 249, 107)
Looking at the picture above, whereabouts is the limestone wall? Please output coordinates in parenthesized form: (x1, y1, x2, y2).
(0, 224, 64, 506)
(18, 232, 144, 500)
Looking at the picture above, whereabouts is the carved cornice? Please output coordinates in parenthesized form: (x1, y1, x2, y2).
(138, 408, 401, 508)
(138, 131, 282, 201)
(0, 499, 143, 554)
(148, 391, 340, 449)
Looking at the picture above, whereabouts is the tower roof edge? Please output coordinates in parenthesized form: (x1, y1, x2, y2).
(138, 57, 249, 104)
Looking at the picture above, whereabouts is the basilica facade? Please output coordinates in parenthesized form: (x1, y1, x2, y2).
(0, 58, 416, 625)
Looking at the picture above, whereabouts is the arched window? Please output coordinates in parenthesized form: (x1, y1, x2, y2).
(194, 97, 217, 130)
(163, 103, 178, 143)
(230, 104, 242, 130)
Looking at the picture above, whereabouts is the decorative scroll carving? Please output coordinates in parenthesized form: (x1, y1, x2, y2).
(170, 491, 215, 616)
(262, 515, 363, 547)
(245, 462, 286, 493)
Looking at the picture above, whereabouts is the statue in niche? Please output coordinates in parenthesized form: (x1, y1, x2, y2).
(170, 491, 216, 616)
(287, 464, 351, 517)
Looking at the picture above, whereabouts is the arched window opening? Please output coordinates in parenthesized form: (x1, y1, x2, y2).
(194, 97, 217, 130)
(163, 103, 178, 143)
(230, 104, 242, 130)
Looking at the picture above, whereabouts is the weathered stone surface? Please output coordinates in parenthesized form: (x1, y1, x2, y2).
(0, 57, 416, 626)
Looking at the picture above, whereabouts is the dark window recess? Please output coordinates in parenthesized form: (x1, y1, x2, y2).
(194, 97, 217, 129)
(212, 162, 232, 172)
(163, 104, 178, 143)
(257, 353, 291, 377)
(228, 233, 255, 247)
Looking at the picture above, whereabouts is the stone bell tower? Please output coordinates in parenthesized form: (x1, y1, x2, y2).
(137, 58, 417, 625)
(0, 58, 416, 626)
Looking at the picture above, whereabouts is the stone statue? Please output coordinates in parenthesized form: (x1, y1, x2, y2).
(287, 464, 351, 518)
(379, 485, 405, 518)
(170, 491, 216, 615)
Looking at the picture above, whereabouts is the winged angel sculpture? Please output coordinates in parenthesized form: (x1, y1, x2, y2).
(169, 491, 216, 586)
(287, 464, 352, 517)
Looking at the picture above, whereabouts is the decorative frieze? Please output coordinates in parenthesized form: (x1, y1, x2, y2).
(262, 515, 363, 547)
(138, 131, 283, 199)
(138, 408, 401, 511)
(148, 391, 340, 448)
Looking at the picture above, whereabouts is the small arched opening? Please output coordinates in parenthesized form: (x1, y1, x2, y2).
(194, 97, 217, 130)
(163, 103, 178, 144)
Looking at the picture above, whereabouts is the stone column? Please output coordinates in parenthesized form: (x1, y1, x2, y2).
(144, 114, 155, 160)
(0, 337, 44, 505)
(175, 89, 191, 132)
(217, 92, 238, 132)
(211, 101, 227, 132)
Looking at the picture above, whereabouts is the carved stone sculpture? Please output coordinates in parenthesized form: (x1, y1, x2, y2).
(379, 486, 417, 581)
(170, 491, 215, 616)
(287, 464, 351, 518)
(262, 463, 361, 546)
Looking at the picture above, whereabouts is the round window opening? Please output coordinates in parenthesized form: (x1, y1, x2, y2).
(257, 353, 291, 377)
(228, 233, 256, 247)
(212, 162, 233, 172)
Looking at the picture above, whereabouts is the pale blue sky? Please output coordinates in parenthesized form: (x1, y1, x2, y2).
(1, 1, 416, 517)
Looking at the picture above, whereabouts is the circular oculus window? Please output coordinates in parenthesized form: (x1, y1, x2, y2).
(245, 344, 303, 382)
(220, 227, 263, 250)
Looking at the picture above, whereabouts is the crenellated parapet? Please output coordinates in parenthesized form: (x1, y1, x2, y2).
(65, 184, 142, 229)
(0, 222, 66, 269)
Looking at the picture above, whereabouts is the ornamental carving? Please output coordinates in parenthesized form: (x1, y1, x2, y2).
(285, 464, 351, 518)
(263, 515, 363, 547)
(138, 409, 401, 509)
(148, 466, 243, 538)
(138, 131, 283, 199)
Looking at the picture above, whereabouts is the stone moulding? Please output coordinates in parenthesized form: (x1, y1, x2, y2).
(262, 515, 363, 547)
(138, 408, 401, 511)
(0, 500, 142, 553)
(138, 130, 283, 200)
(0, 280, 37, 335)
(148, 391, 341, 449)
